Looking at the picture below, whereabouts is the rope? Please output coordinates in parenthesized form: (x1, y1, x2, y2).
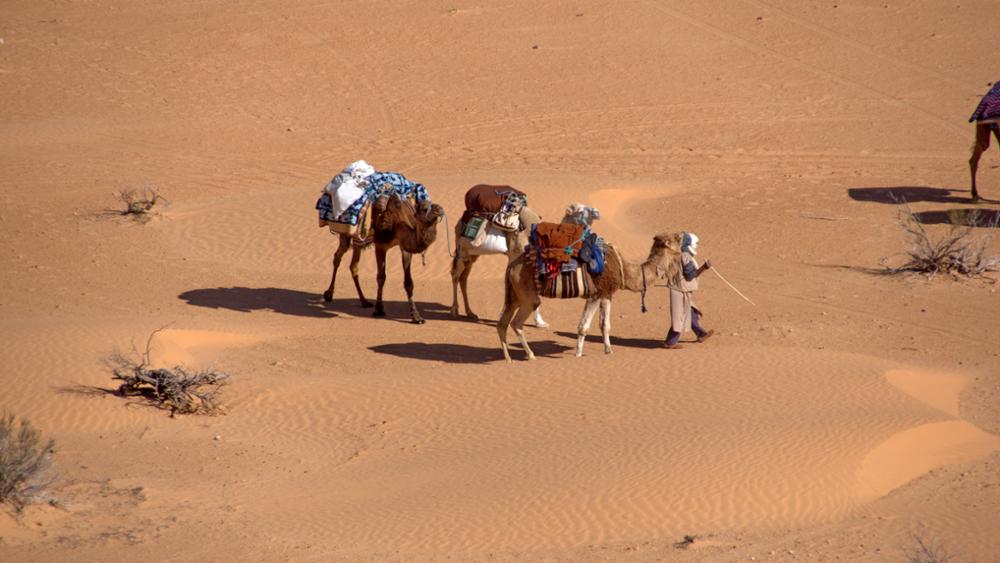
(442, 210, 455, 258)
(710, 266, 756, 306)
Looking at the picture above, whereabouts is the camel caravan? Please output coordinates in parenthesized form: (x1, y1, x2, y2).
(316, 161, 686, 361)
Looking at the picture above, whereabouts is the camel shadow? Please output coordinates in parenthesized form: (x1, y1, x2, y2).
(369, 341, 571, 363)
(179, 286, 459, 322)
(554, 330, 665, 349)
(912, 208, 1000, 227)
(178, 287, 335, 318)
(847, 186, 976, 204)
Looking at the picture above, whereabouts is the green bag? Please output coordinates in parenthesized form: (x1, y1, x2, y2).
(462, 217, 486, 240)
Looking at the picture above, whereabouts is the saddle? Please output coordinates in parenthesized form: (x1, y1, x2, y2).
(461, 184, 527, 233)
(531, 222, 588, 263)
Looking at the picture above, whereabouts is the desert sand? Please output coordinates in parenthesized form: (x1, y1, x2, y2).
(2, 1, 999, 561)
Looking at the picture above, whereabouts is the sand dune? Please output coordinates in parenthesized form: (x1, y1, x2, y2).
(2, 0, 999, 560)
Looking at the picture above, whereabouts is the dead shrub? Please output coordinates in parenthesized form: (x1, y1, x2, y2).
(882, 200, 1000, 280)
(0, 414, 56, 513)
(904, 533, 953, 563)
(117, 186, 165, 221)
(106, 329, 229, 416)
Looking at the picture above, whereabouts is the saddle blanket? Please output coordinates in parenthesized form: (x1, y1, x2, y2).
(541, 261, 593, 299)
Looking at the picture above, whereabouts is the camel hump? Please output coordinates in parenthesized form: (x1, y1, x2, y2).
(464, 184, 526, 213)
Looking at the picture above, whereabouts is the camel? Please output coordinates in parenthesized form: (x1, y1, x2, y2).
(970, 122, 1000, 202)
(450, 202, 601, 328)
(323, 193, 444, 324)
(497, 231, 683, 362)
(969, 82, 1000, 201)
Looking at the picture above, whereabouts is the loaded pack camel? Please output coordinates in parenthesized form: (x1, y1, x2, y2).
(969, 81, 1000, 201)
(323, 194, 444, 323)
(450, 198, 601, 328)
(497, 231, 683, 362)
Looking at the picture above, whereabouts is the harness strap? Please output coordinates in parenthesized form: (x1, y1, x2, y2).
(641, 264, 648, 313)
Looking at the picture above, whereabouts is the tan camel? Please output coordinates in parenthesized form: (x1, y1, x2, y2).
(497, 232, 683, 362)
(970, 122, 1000, 202)
(450, 203, 602, 328)
(323, 194, 444, 323)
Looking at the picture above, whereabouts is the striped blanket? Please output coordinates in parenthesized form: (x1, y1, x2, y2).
(970, 82, 1000, 122)
(541, 260, 594, 299)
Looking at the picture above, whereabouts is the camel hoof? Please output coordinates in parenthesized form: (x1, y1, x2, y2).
(373, 310, 386, 318)
(360, 301, 374, 308)
(322, 290, 333, 302)
(411, 318, 426, 325)
(467, 313, 479, 321)
(535, 321, 550, 329)
(604, 348, 613, 355)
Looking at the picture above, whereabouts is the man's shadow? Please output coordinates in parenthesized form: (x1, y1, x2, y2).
(178, 286, 456, 323)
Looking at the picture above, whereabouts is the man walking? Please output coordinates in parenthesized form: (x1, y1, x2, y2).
(663, 232, 714, 349)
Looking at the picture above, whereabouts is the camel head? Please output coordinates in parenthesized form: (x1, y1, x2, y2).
(518, 206, 542, 229)
(381, 195, 444, 230)
(563, 203, 601, 226)
(645, 231, 684, 281)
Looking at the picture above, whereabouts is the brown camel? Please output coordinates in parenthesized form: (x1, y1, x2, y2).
(451, 203, 602, 327)
(970, 122, 1000, 202)
(323, 194, 444, 323)
(497, 232, 683, 362)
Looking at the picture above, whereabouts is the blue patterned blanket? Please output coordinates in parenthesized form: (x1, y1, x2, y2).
(315, 172, 430, 226)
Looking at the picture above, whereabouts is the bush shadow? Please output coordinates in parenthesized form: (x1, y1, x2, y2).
(369, 341, 571, 363)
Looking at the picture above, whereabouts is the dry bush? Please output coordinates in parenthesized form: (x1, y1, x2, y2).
(117, 186, 165, 220)
(106, 330, 229, 416)
(905, 534, 953, 563)
(883, 200, 1000, 280)
(0, 414, 56, 513)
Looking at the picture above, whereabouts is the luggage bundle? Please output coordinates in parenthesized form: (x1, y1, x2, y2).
(316, 161, 429, 243)
(458, 184, 529, 254)
(527, 222, 606, 299)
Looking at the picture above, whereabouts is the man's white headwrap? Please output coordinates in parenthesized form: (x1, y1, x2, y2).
(682, 232, 699, 256)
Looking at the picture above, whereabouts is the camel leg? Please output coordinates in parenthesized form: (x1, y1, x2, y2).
(497, 301, 518, 363)
(373, 246, 388, 318)
(401, 250, 425, 324)
(349, 245, 372, 307)
(511, 304, 537, 361)
(970, 123, 992, 202)
(459, 255, 479, 319)
(600, 298, 613, 355)
(575, 298, 601, 357)
(450, 254, 465, 317)
(533, 307, 550, 328)
(323, 234, 351, 302)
